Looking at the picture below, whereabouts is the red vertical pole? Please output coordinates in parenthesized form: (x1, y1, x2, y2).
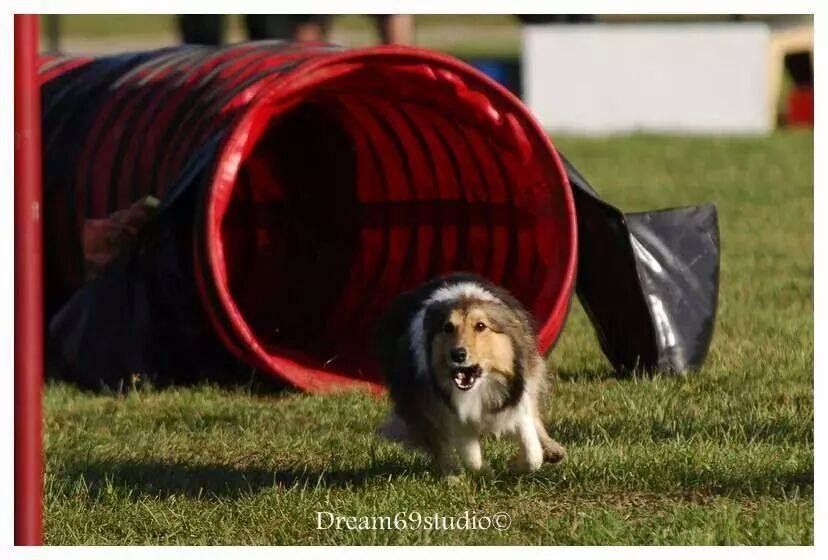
(14, 14, 43, 546)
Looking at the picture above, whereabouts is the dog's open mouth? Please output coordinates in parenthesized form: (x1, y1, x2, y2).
(452, 365, 482, 391)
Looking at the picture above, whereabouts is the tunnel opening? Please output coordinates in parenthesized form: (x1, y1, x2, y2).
(205, 54, 576, 391)
(222, 102, 360, 360)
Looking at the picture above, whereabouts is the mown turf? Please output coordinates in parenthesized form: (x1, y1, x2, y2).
(43, 131, 813, 544)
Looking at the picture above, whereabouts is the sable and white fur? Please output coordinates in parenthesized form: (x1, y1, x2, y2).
(374, 273, 566, 474)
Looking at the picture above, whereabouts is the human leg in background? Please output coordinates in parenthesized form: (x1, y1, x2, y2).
(178, 14, 226, 45)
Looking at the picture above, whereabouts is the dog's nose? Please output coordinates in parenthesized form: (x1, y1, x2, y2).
(450, 347, 467, 364)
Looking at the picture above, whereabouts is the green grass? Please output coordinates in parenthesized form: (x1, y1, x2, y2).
(43, 14, 519, 37)
(44, 131, 813, 545)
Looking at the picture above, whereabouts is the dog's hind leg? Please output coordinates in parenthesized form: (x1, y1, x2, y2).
(535, 416, 567, 464)
(378, 412, 414, 445)
(424, 434, 460, 476)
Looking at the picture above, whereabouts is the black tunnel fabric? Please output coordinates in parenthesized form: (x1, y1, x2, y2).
(563, 155, 720, 374)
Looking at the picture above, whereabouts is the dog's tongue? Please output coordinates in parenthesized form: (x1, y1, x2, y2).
(453, 368, 478, 390)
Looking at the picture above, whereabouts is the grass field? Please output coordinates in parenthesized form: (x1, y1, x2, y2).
(43, 131, 814, 545)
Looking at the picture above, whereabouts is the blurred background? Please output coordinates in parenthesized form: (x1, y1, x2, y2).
(39, 14, 813, 132)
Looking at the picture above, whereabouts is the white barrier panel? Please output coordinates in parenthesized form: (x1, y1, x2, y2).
(523, 23, 772, 135)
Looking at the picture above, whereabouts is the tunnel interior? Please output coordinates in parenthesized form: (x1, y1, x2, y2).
(212, 60, 575, 388)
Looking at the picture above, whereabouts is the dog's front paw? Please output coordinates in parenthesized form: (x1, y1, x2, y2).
(510, 453, 543, 474)
(443, 473, 463, 486)
(466, 462, 494, 478)
(434, 456, 461, 478)
(542, 440, 567, 464)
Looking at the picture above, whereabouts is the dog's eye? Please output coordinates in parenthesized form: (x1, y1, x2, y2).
(474, 321, 487, 332)
(443, 322, 455, 334)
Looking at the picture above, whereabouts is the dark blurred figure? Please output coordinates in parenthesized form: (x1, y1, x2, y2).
(178, 14, 413, 45)
(246, 14, 330, 42)
(375, 14, 414, 44)
(516, 15, 595, 24)
(178, 14, 226, 45)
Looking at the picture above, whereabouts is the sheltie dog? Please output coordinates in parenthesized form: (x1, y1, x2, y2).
(375, 273, 566, 475)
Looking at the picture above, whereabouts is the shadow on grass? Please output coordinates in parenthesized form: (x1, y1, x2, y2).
(56, 458, 420, 500)
(554, 363, 664, 383)
(54, 454, 814, 503)
(555, 366, 701, 383)
(556, 366, 630, 383)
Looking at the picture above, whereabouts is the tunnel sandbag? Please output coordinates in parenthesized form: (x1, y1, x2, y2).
(40, 43, 577, 392)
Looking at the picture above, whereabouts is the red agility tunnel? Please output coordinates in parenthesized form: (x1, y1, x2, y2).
(40, 43, 577, 392)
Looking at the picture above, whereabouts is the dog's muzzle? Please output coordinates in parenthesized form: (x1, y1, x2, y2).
(452, 365, 482, 390)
